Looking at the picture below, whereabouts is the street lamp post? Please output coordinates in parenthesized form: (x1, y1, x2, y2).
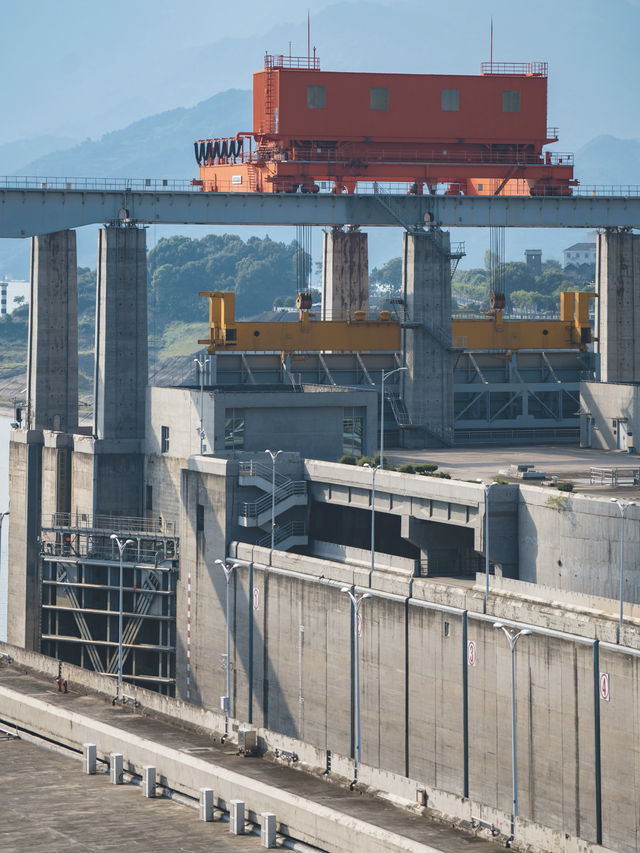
(493, 621, 532, 842)
(611, 498, 636, 644)
(341, 586, 371, 782)
(110, 534, 134, 698)
(215, 558, 240, 733)
(379, 366, 408, 469)
(193, 356, 210, 455)
(265, 449, 284, 550)
(477, 480, 498, 613)
(363, 464, 377, 581)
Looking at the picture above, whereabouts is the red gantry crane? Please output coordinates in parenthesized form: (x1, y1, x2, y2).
(194, 53, 576, 196)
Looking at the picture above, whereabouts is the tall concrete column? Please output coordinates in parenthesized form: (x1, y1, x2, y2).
(321, 227, 368, 320)
(596, 230, 640, 382)
(27, 230, 78, 432)
(401, 230, 453, 447)
(94, 225, 148, 440)
(6, 430, 43, 650)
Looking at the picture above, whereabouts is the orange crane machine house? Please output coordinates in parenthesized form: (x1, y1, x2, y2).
(194, 54, 576, 196)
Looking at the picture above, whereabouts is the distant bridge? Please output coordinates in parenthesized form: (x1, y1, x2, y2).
(1, 177, 640, 237)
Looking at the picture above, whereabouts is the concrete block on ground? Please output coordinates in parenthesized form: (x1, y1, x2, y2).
(261, 812, 277, 847)
(143, 765, 156, 797)
(83, 743, 96, 775)
(110, 752, 123, 784)
(230, 799, 245, 834)
(200, 787, 214, 821)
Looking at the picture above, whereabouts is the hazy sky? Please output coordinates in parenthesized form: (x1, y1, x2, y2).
(1, 0, 638, 149)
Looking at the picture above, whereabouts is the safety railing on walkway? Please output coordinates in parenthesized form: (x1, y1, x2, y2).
(3, 175, 640, 198)
(49, 512, 178, 537)
(239, 480, 306, 520)
(257, 520, 307, 548)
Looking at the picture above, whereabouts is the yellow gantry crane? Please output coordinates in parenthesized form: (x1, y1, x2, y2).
(198, 290, 595, 355)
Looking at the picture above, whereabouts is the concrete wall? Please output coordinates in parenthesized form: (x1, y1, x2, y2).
(580, 380, 640, 451)
(177, 540, 640, 851)
(147, 385, 377, 463)
(517, 485, 640, 612)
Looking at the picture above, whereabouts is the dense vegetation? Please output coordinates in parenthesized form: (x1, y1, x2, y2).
(0, 234, 596, 403)
(148, 233, 308, 329)
(0, 234, 310, 397)
(371, 253, 595, 313)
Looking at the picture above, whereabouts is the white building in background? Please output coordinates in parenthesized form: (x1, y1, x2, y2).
(563, 241, 596, 267)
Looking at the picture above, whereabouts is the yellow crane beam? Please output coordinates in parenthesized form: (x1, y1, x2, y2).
(198, 290, 595, 355)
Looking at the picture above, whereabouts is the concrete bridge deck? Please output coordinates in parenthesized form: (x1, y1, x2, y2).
(0, 661, 503, 853)
(1, 183, 639, 236)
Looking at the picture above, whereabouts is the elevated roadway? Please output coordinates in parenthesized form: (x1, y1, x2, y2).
(1, 179, 639, 237)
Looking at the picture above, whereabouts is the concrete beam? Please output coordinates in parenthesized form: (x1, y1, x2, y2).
(1, 188, 640, 237)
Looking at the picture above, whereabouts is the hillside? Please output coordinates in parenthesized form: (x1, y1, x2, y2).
(16, 89, 251, 180)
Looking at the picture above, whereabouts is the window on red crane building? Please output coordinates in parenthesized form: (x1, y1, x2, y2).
(307, 86, 326, 109)
(370, 87, 388, 110)
(441, 89, 459, 111)
(502, 90, 520, 113)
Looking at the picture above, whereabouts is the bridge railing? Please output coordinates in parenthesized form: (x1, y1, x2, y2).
(2, 176, 640, 198)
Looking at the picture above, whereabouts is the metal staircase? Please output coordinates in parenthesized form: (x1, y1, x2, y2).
(238, 461, 308, 549)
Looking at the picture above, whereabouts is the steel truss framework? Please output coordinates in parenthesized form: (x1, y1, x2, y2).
(165, 348, 590, 445)
(39, 514, 179, 695)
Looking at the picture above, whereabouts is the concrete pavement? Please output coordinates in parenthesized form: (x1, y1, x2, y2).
(0, 662, 504, 853)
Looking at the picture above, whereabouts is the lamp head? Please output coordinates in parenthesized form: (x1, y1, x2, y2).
(110, 534, 117, 541)
(521, 629, 533, 637)
(340, 586, 351, 594)
(362, 593, 372, 600)
(493, 621, 504, 630)
(611, 498, 619, 504)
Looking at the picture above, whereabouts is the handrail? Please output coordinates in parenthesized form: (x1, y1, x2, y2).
(239, 481, 306, 518)
(258, 520, 306, 548)
(3, 176, 640, 197)
(480, 61, 548, 76)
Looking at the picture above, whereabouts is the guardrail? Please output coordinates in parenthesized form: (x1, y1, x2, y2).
(49, 512, 178, 537)
(239, 481, 306, 519)
(257, 520, 306, 548)
(3, 175, 640, 198)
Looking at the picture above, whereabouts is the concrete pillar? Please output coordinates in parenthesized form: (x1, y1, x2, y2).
(94, 225, 147, 440)
(261, 812, 277, 848)
(597, 231, 640, 383)
(83, 743, 97, 775)
(200, 787, 214, 821)
(401, 230, 454, 447)
(230, 799, 245, 834)
(110, 752, 123, 784)
(27, 230, 78, 432)
(321, 228, 368, 320)
(6, 430, 43, 649)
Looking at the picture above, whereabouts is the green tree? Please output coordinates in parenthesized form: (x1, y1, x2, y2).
(370, 257, 402, 293)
